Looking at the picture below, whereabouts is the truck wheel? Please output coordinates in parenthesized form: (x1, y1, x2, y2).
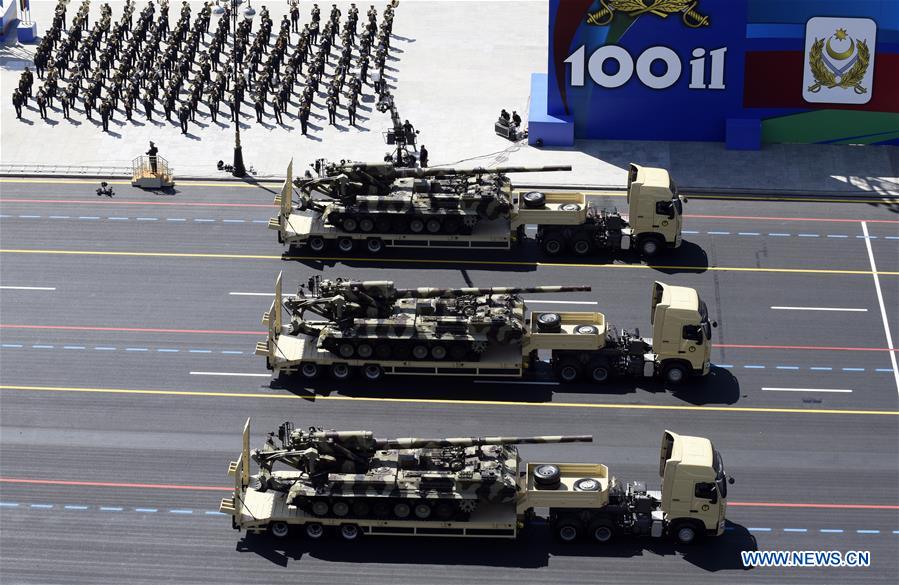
(555, 360, 581, 383)
(522, 191, 546, 208)
(672, 522, 701, 545)
(308, 236, 326, 253)
(366, 238, 384, 254)
(300, 362, 319, 379)
(541, 233, 565, 256)
(536, 312, 562, 332)
(339, 524, 362, 541)
(663, 362, 689, 386)
(269, 521, 289, 538)
(305, 523, 325, 539)
(341, 217, 359, 232)
(555, 521, 581, 543)
(589, 521, 614, 544)
(362, 364, 383, 381)
(588, 361, 611, 384)
(571, 236, 592, 256)
(639, 236, 662, 258)
(337, 237, 355, 253)
(534, 464, 561, 487)
(330, 363, 353, 380)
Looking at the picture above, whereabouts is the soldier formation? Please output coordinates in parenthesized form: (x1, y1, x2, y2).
(13, 0, 399, 137)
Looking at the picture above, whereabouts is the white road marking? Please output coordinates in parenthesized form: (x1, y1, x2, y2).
(523, 299, 598, 305)
(229, 292, 274, 296)
(770, 306, 867, 312)
(861, 221, 899, 397)
(762, 387, 852, 393)
(189, 371, 270, 377)
(0, 286, 56, 291)
(473, 380, 559, 386)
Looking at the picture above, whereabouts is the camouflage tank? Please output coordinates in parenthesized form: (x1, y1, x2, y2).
(285, 277, 591, 360)
(252, 422, 592, 520)
(294, 163, 571, 235)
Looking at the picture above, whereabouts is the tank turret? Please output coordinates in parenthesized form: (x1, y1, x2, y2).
(252, 422, 593, 521)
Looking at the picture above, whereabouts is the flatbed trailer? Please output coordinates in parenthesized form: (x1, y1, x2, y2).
(257, 273, 712, 385)
(222, 420, 730, 545)
(270, 160, 683, 258)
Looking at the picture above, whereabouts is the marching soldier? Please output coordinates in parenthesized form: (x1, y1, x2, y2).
(100, 98, 111, 131)
(326, 95, 336, 125)
(36, 89, 48, 119)
(254, 93, 265, 123)
(178, 101, 190, 133)
(12, 88, 24, 119)
(346, 98, 356, 126)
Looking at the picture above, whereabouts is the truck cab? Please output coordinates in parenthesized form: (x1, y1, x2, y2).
(650, 282, 713, 383)
(659, 430, 729, 542)
(627, 164, 684, 255)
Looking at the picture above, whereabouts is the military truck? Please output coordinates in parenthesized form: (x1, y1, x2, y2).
(256, 273, 714, 385)
(222, 419, 732, 545)
(268, 160, 685, 258)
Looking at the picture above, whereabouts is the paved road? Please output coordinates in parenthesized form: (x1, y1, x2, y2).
(1, 177, 898, 584)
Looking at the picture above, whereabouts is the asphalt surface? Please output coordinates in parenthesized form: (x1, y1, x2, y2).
(1, 176, 898, 584)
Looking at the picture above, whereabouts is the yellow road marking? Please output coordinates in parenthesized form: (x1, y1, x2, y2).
(1, 248, 896, 276)
(0, 178, 280, 188)
(581, 191, 897, 204)
(1, 384, 896, 416)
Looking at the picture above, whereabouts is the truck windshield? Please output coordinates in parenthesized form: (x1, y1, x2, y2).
(713, 449, 727, 499)
(699, 300, 712, 339)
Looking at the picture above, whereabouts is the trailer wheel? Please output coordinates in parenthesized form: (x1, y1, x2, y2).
(672, 521, 702, 545)
(522, 191, 546, 209)
(561, 203, 581, 212)
(409, 218, 425, 233)
(541, 232, 565, 256)
(663, 362, 689, 386)
(366, 238, 384, 254)
(341, 217, 359, 232)
(555, 521, 581, 543)
(330, 363, 353, 380)
(359, 217, 375, 233)
(308, 236, 326, 253)
(305, 523, 325, 539)
(571, 235, 592, 256)
(300, 362, 319, 379)
(337, 237, 355, 253)
(589, 521, 615, 544)
(638, 235, 662, 258)
(339, 524, 362, 541)
(575, 325, 599, 335)
(555, 360, 582, 383)
(269, 521, 290, 538)
(536, 312, 562, 333)
(534, 464, 561, 487)
(362, 364, 383, 381)
(574, 478, 601, 492)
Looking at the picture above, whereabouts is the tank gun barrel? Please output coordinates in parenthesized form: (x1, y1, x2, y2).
(391, 164, 572, 179)
(375, 435, 593, 449)
(395, 285, 591, 298)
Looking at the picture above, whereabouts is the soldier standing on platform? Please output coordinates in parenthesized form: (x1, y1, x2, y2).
(12, 88, 24, 119)
(147, 141, 159, 174)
